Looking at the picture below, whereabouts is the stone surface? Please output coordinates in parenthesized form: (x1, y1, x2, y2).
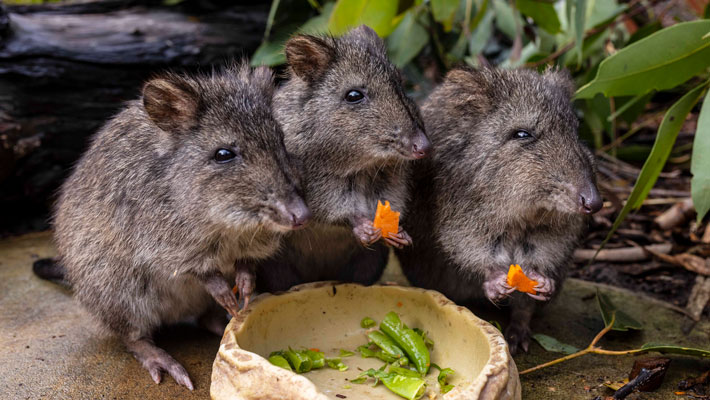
(0, 232, 219, 399)
(1, 231, 708, 399)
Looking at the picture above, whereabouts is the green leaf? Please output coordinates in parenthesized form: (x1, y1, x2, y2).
(576, 20, 710, 99)
(250, 2, 334, 67)
(516, 0, 560, 34)
(692, 88, 710, 222)
(431, 0, 459, 31)
(531, 334, 580, 354)
(574, 0, 586, 64)
(468, 7, 494, 56)
(628, 83, 707, 208)
(600, 81, 709, 249)
(300, 2, 335, 35)
(492, 0, 518, 39)
(387, 9, 428, 67)
(584, 0, 625, 30)
(340, 349, 355, 357)
(328, 0, 400, 37)
(640, 343, 710, 358)
(251, 41, 287, 67)
(263, 0, 281, 41)
(596, 290, 643, 331)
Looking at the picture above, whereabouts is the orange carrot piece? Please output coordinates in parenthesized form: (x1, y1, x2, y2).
(373, 200, 400, 240)
(506, 264, 539, 295)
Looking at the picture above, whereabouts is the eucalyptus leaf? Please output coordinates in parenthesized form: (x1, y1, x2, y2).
(431, 0, 459, 31)
(692, 88, 710, 222)
(251, 41, 287, 67)
(600, 81, 709, 248)
(576, 20, 710, 99)
(328, 0, 400, 37)
(532, 334, 580, 354)
(640, 343, 710, 358)
(492, 0, 518, 39)
(468, 8, 495, 56)
(387, 9, 428, 67)
(596, 290, 642, 331)
(574, 0, 586, 64)
(516, 0, 560, 34)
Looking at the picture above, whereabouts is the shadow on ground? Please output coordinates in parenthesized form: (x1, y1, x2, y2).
(1, 232, 708, 399)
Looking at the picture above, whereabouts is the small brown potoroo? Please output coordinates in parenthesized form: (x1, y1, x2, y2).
(255, 26, 431, 293)
(396, 67, 602, 354)
(50, 64, 310, 389)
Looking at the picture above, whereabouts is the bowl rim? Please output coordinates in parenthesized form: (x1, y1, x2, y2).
(211, 281, 521, 400)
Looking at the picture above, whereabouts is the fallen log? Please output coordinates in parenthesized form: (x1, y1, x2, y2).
(0, 0, 269, 234)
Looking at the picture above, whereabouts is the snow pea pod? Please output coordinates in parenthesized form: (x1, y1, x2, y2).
(305, 349, 325, 369)
(380, 312, 430, 374)
(368, 330, 406, 359)
(268, 354, 292, 371)
(360, 368, 426, 400)
(284, 349, 312, 373)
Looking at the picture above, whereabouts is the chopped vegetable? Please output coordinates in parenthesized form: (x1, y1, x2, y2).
(369, 330, 406, 359)
(412, 328, 434, 350)
(380, 311, 430, 374)
(506, 264, 539, 295)
(339, 349, 355, 357)
(361, 316, 376, 328)
(350, 376, 367, 384)
(357, 344, 376, 358)
(388, 365, 421, 378)
(355, 368, 426, 400)
(326, 358, 349, 371)
(306, 349, 325, 369)
(488, 320, 503, 332)
(437, 366, 455, 394)
(268, 354, 292, 371)
(373, 200, 400, 239)
(284, 349, 313, 373)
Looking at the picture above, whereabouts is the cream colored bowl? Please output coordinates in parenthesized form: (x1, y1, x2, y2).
(211, 283, 520, 400)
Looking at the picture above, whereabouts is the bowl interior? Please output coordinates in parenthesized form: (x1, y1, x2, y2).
(235, 283, 493, 399)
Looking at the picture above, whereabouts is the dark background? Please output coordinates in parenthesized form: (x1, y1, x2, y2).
(0, 0, 273, 237)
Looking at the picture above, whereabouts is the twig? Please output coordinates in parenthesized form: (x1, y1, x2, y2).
(702, 224, 710, 244)
(520, 313, 646, 375)
(645, 248, 710, 276)
(573, 243, 672, 263)
(654, 198, 695, 230)
(606, 187, 691, 198)
(685, 276, 710, 322)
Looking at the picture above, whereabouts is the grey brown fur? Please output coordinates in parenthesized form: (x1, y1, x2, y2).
(256, 26, 431, 292)
(52, 64, 309, 389)
(396, 67, 601, 354)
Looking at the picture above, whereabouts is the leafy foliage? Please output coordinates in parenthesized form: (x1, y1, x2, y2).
(252, 0, 710, 227)
(531, 333, 580, 354)
(596, 290, 642, 331)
